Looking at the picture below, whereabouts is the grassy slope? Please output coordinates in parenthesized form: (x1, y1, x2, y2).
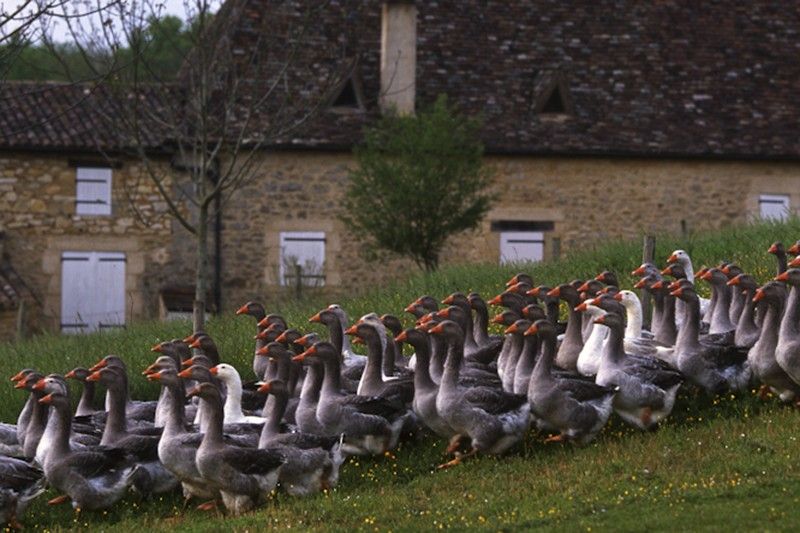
(3, 219, 800, 531)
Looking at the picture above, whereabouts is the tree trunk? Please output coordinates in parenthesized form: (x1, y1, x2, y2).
(193, 203, 209, 332)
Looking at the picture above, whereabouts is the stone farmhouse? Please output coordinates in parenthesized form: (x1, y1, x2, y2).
(1, 0, 799, 339)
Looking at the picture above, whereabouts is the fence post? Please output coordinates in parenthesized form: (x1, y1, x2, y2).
(551, 237, 561, 261)
(294, 264, 302, 300)
(15, 300, 25, 341)
(641, 235, 656, 329)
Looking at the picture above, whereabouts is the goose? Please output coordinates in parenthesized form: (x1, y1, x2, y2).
(1, 456, 45, 529)
(719, 263, 746, 326)
(574, 299, 609, 377)
(380, 314, 413, 370)
(9, 369, 36, 448)
(344, 322, 414, 404)
(546, 283, 584, 371)
(774, 269, 800, 392)
(647, 279, 679, 346)
(255, 342, 302, 425)
(87, 367, 178, 496)
(292, 345, 327, 436)
(527, 285, 563, 333)
(429, 320, 529, 468)
(492, 310, 523, 384)
(524, 320, 616, 444)
(442, 292, 502, 365)
(32, 376, 100, 467)
(612, 290, 675, 363)
(143, 362, 220, 504)
(488, 290, 527, 316)
(768, 241, 788, 275)
(235, 301, 270, 379)
(188, 383, 284, 516)
(210, 364, 266, 425)
(592, 313, 682, 430)
(185, 334, 222, 368)
(666, 250, 711, 319)
(433, 306, 502, 386)
(37, 389, 136, 511)
(670, 284, 750, 394)
(506, 272, 534, 289)
(748, 281, 800, 402)
(15, 372, 49, 459)
(595, 271, 620, 289)
(499, 319, 533, 392)
(292, 342, 409, 456)
(310, 305, 365, 371)
(89, 356, 157, 422)
(256, 380, 344, 496)
(0, 422, 21, 458)
(64, 368, 99, 418)
(727, 274, 761, 349)
(698, 268, 736, 336)
(468, 292, 504, 350)
(395, 327, 456, 438)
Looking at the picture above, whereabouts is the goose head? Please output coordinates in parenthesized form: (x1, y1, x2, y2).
(427, 319, 465, 344)
(209, 363, 241, 384)
(380, 314, 404, 336)
(667, 249, 691, 266)
(503, 319, 533, 337)
(505, 273, 533, 288)
(491, 310, 521, 327)
(631, 263, 658, 277)
(146, 367, 181, 386)
(521, 304, 545, 321)
(65, 367, 91, 382)
(256, 379, 289, 398)
(142, 356, 177, 376)
(186, 382, 221, 403)
(523, 318, 555, 339)
(612, 290, 639, 308)
(592, 311, 625, 332)
(660, 263, 687, 280)
(177, 364, 213, 383)
(235, 301, 266, 318)
(546, 283, 581, 305)
(752, 281, 786, 304)
(775, 268, 800, 287)
(595, 270, 619, 287)
(181, 354, 213, 369)
(89, 355, 126, 373)
(577, 279, 604, 298)
(291, 341, 338, 364)
(768, 242, 785, 257)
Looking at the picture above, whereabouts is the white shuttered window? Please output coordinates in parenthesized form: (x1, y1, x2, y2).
(76, 167, 112, 215)
(499, 231, 544, 264)
(279, 232, 325, 287)
(61, 251, 126, 333)
(759, 194, 790, 221)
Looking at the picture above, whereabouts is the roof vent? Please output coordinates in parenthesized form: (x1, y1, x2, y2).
(332, 78, 360, 108)
(532, 71, 573, 117)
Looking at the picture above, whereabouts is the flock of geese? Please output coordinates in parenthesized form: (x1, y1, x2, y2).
(3, 242, 800, 525)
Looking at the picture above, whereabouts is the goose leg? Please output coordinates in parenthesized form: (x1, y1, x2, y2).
(437, 447, 478, 469)
(640, 407, 653, 427)
(196, 500, 218, 512)
(544, 434, 566, 444)
(445, 434, 465, 455)
(757, 385, 770, 400)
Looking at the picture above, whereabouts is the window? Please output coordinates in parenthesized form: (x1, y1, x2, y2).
(279, 232, 325, 287)
(759, 194, 790, 221)
(499, 231, 544, 265)
(75, 167, 112, 215)
(61, 251, 126, 333)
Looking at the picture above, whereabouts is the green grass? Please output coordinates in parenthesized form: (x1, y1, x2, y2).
(3, 218, 800, 531)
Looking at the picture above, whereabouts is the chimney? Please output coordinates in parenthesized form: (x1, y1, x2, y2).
(380, 1, 417, 115)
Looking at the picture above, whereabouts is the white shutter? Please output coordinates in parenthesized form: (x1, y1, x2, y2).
(279, 232, 326, 287)
(61, 251, 126, 333)
(759, 194, 790, 221)
(500, 231, 544, 264)
(76, 167, 112, 215)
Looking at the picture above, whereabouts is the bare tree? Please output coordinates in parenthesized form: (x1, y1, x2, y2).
(48, 0, 359, 330)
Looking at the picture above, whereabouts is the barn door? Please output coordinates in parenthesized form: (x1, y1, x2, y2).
(61, 251, 126, 333)
(499, 231, 544, 264)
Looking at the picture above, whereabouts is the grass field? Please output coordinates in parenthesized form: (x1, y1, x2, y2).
(3, 219, 800, 531)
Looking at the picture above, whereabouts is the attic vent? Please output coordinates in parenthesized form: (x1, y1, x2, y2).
(331, 78, 363, 110)
(540, 86, 566, 114)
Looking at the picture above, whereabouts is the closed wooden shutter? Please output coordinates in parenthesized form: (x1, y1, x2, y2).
(279, 232, 326, 287)
(499, 231, 544, 264)
(759, 194, 790, 221)
(61, 251, 126, 333)
(75, 167, 112, 215)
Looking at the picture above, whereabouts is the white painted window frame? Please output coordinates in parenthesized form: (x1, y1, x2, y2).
(499, 231, 544, 265)
(279, 231, 326, 287)
(75, 167, 112, 216)
(759, 193, 790, 221)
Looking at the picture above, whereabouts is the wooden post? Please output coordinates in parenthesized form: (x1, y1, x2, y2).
(551, 237, 561, 261)
(641, 235, 656, 329)
(294, 264, 302, 300)
(15, 300, 25, 341)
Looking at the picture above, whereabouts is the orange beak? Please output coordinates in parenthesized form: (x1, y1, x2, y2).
(147, 371, 163, 382)
(488, 295, 503, 306)
(631, 265, 646, 276)
(504, 323, 519, 335)
(257, 317, 270, 328)
(523, 323, 539, 336)
(235, 304, 249, 315)
(775, 272, 790, 282)
(720, 265, 730, 275)
(177, 368, 193, 379)
(151, 343, 163, 353)
(789, 243, 800, 255)
(667, 253, 678, 263)
(699, 270, 712, 281)
(182, 334, 196, 344)
(257, 382, 271, 394)
(419, 314, 435, 325)
(38, 393, 54, 405)
(256, 345, 269, 356)
(442, 294, 455, 305)
(293, 345, 317, 362)
(593, 315, 607, 325)
(660, 266, 673, 276)
(575, 302, 589, 312)
(727, 275, 742, 286)
(344, 324, 359, 336)
(142, 362, 160, 375)
(429, 323, 445, 335)
(308, 312, 322, 324)
(295, 336, 311, 347)
(753, 289, 766, 302)
(404, 303, 417, 314)
(65, 369, 77, 379)
(490, 314, 505, 324)
(668, 280, 681, 291)
(546, 287, 561, 298)
(768, 243, 779, 254)
(436, 308, 451, 319)
(505, 274, 520, 288)
(526, 287, 541, 297)
(577, 282, 591, 292)
(790, 257, 800, 268)
(670, 287, 684, 297)
(507, 283, 524, 294)
(189, 338, 202, 349)
(275, 331, 290, 343)
(255, 330, 269, 341)
(10, 370, 27, 382)
(89, 359, 107, 372)
(395, 331, 409, 343)
(594, 273, 606, 282)
(209, 366, 219, 376)
(612, 292, 623, 301)
(32, 378, 46, 391)
(633, 279, 647, 289)
(651, 280, 664, 289)
(14, 380, 27, 389)
(86, 371, 102, 382)
(352, 337, 364, 345)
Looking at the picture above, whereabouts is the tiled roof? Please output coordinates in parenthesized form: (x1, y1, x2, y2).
(2, 1, 800, 158)
(0, 81, 175, 151)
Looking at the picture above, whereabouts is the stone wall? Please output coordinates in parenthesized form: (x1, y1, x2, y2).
(0, 152, 176, 336)
(219, 152, 800, 309)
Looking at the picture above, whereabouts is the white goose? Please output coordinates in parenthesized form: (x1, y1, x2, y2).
(210, 364, 266, 425)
